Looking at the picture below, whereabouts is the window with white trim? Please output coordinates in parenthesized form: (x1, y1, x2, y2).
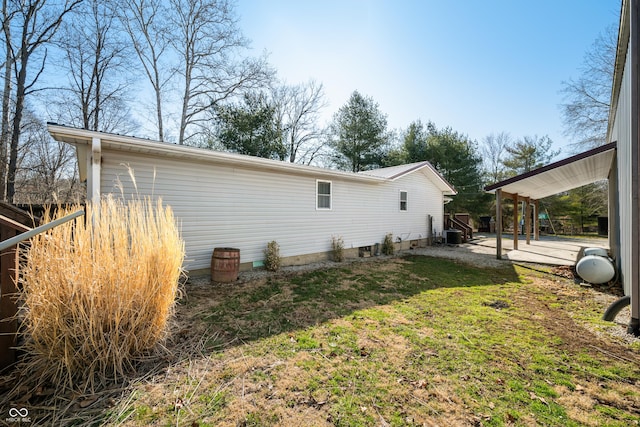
(400, 191, 408, 211)
(317, 180, 332, 210)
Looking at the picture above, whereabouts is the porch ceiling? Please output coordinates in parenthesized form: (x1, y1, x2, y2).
(484, 142, 616, 200)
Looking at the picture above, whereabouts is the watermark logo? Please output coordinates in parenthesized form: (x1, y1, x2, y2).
(8, 409, 28, 418)
(5, 407, 31, 423)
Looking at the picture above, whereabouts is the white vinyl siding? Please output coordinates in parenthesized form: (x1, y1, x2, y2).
(400, 191, 408, 211)
(317, 180, 332, 210)
(611, 39, 632, 297)
(99, 151, 447, 271)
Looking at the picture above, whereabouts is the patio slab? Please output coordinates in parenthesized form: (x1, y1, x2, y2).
(466, 233, 609, 266)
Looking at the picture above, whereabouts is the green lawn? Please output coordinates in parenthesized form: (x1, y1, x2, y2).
(82, 256, 640, 425)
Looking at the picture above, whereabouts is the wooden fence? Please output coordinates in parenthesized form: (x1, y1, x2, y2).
(0, 215, 31, 371)
(0, 208, 84, 371)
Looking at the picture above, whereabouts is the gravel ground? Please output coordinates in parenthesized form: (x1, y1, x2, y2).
(412, 243, 507, 268)
(220, 242, 508, 285)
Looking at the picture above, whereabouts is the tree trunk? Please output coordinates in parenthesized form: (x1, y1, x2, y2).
(153, 59, 164, 141)
(0, 0, 11, 201)
(7, 62, 26, 202)
(156, 87, 164, 141)
(178, 84, 189, 145)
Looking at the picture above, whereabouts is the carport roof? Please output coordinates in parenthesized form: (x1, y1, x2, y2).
(484, 142, 616, 200)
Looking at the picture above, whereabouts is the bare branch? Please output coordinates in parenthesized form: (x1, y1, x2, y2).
(169, 0, 274, 144)
(560, 24, 616, 151)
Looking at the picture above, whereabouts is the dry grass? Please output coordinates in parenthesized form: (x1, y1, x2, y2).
(16, 195, 185, 393)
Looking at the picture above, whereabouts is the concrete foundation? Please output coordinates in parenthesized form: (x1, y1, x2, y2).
(188, 238, 429, 278)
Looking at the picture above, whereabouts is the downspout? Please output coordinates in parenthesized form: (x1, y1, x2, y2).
(87, 137, 101, 204)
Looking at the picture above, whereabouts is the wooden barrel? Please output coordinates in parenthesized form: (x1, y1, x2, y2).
(211, 247, 240, 283)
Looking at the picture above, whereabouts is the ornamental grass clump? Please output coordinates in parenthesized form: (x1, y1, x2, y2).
(331, 235, 344, 262)
(19, 196, 185, 392)
(382, 233, 395, 255)
(264, 240, 281, 271)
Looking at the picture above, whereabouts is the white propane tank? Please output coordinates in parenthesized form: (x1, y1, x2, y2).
(583, 247, 609, 257)
(576, 255, 615, 284)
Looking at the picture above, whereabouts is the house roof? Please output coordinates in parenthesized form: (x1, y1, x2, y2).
(359, 161, 456, 194)
(484, 142, 616, 200)
(359, 161, 433, 179)
(47, 124, 457, 195)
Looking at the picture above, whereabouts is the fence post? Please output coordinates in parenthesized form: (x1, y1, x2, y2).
(0, 223, 20, 371)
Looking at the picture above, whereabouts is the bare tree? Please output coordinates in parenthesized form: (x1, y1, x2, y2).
(481, 131, 512, 184)
(271, 79, 327, 164)
(0, 0, 15, 201)
(115, 0, 172, 141)
(560, 24, 616, 150)
(14, 110, 79, 203)
(169, 0, 272, 145)
(3, 0, 82, 202)
(50, 0, 137, 134)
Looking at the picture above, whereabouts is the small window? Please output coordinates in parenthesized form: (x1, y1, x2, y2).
(317, 180, 332, 210)
(400, 191, 408, 211)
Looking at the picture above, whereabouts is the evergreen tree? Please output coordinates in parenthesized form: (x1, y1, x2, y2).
(402, 120, 489, 217)
(328, 91, 389, 172)
(213, 92, 286, 160)
(502, 135, 559, 175)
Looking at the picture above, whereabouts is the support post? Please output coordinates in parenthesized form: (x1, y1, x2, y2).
(513, 193, 519, 250)
(534, 200, 540, 241)
(496, 189, 502, 259)
(525, 197, 531, 245)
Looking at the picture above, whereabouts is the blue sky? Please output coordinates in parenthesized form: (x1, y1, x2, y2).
(236, 0, 620, 158)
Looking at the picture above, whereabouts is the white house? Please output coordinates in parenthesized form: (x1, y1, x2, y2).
(607, 0, 639, 335)
(485, 0, 640, 336)
(48, 124, 457, 274)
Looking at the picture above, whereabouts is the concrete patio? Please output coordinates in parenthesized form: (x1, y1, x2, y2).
(464, 233, 610, 266)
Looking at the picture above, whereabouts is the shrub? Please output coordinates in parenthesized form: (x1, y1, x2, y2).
(382, 233, 395, 255)
(264, 240, 281, 271)
(331, 235, 344, 262)
(18, 195, 185, 391)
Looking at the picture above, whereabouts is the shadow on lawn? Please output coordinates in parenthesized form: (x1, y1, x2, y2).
(180, 254, 521, 348)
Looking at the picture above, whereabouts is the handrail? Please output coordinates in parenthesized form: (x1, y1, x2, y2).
(0, 215, 31, 233)
(448, 217, 473, 241)
(0, 209, 84, 251)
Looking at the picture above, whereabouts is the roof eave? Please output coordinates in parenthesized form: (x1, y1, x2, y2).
(386, 161, 457, 195)
(48, 124, 385, 184)
(607, 0, 630, 142)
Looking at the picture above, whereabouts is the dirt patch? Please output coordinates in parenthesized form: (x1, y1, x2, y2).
(511, 275, 639, 358)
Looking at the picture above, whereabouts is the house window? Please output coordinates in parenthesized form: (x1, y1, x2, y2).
(317, 180, 332, 210)
(400, 191, 408, 211)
